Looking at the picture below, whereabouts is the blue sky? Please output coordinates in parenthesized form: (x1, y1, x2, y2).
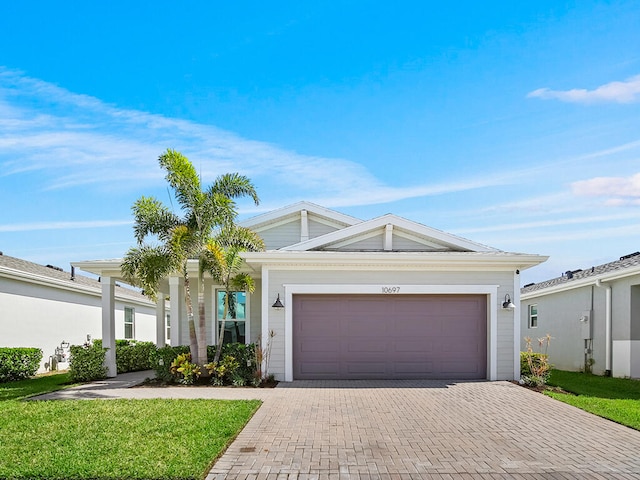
(1, 1, 639, 285)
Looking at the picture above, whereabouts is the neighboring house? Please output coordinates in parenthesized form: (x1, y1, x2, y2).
(74, 201, 547, 380)
(0, 253, 160, 372)
(521, 252, 640, 378)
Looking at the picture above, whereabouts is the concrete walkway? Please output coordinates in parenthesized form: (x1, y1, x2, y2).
(34, 374, 640, 479)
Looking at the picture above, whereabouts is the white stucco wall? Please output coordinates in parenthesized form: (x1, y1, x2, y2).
(0, 276, 157, 372)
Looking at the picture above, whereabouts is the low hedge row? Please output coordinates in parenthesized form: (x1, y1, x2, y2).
(0, 348, 43, 383)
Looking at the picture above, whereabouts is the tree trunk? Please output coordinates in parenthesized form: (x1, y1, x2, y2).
(183, 272, 199, 365)
(197, 270, 208, 369)
(213, 291, 229, 363)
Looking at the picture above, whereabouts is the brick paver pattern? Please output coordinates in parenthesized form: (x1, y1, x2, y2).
(205, 380, 640, 480)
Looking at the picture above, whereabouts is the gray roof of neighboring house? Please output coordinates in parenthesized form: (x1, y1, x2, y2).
(521, 251, 640, 294)
(0, 253, 150, 302)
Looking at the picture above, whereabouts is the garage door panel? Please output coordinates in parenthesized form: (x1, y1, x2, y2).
(345, 339, 388, 353)
(394, 317, 441, 336)
(393, 340, 432, 353)
(344, 318, 388, 336)
(298, 338, 340, 354)
(299, 362, 340, 376)
(393, 361, 434, 375)
(293, 294, 487, 380)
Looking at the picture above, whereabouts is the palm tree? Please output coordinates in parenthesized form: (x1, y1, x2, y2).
(202, 224, 265, 364)
(121, 149, 259, 366)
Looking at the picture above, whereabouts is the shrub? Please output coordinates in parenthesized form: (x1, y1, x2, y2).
(521, 334, 552, 387)
(115, 341, 156, 373)
(206, 354, 241, 386)
(92, 340, 157, 374)
(152, 345, 190, 382)
(69, 342, 107, 382)
(0, 348, 42, 383)
(170, 353, 201, 385)
(207, 343, 256, 385)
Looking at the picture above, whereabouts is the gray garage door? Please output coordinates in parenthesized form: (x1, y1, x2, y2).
(293, 294, 487, 380)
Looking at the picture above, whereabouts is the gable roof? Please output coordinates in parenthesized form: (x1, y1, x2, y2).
(0, 253, 151, 304)
(521, 252, 640, 297)
(283, 213, 498, 252)
(241, 201, 361, 231)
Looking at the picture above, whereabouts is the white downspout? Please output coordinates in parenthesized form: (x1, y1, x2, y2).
(596, 279, 612, 376)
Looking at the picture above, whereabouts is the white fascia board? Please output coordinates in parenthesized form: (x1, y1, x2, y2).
(283, 214, 498, 252)
(71, 260, 126, 279)
(521, 265, 640, 300)
(240, 201, 362, 230)
(242, 251, 547, 271)
(0, 266, 154, 307)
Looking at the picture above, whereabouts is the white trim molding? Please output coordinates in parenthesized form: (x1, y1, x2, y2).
(281, 283, 499, 382)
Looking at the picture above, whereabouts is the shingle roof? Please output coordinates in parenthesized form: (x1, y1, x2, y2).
(0, 253, 150, 302)
(521, 252, 640, 294)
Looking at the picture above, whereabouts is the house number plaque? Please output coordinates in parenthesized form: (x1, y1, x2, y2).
(381, 286, 401, 293)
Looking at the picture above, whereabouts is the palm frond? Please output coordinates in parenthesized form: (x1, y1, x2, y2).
(158, 149, 202, 210)
(209, 173, 260, 205)
(230, 273, 256, 293)
(216, 225, 265, 252)
(121, 245, 177, 300)
(131, 196, 180, 244)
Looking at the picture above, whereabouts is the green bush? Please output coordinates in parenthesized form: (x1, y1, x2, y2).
(151, 345, 190, 382)
(520, 351, 548, 376)
(170, 353, 201, 385)
(0, 348, 42, 383)
(69, 343, 107, 382)
(93, 340, 157, 374)
(207, 343, 257, 385)
(115, 340, 156, 373)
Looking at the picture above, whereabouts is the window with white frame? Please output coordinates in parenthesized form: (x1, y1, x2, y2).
(217, 291, 247, 344)
(528, 304, 538, 329)
(124, 307, 135, 339)
(166, 314, 171, 344)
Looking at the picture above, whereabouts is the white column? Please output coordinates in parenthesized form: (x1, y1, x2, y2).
(261, 266, 270, 377)
(513, 271, 521, 381)
(383, 224, 393, 251)
(169, 276, 184, 347)
(101, 276, 117, 377)
(155, 293, 166, 347)
(300, 209, 309, 242)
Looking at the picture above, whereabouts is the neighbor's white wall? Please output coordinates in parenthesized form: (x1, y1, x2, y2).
(0, 276, 156, 372)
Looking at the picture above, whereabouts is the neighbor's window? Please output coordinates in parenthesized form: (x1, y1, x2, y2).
(124, 307, 135, 339)
(217, 291, 247, 344)
(528, 304, 538, 329)
(166, 314, 171, 344)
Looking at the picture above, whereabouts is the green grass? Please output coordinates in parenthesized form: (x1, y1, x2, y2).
(546, 369, 640, 430)
(0, 371, 74, 400)
(0, 374, 261, 479)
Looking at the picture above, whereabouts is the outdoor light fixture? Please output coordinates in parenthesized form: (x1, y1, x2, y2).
(272, 294, 284, 309)
(502, 294, 516, 310)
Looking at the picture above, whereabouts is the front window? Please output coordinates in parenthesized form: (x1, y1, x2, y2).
(528, 304, 538, 329)
(124, 307, 135, 339)
(217, 291, 247, 344)
(166, 314, 171, 344)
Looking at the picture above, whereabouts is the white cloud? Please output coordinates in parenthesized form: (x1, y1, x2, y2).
(0, 67, 512, 206)
(572, 172, 640, 205)
(527, 74, 640, 104)
(456, 211, 640, 235)
(0, 220, 133, 232)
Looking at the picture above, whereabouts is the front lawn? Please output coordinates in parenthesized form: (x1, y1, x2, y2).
(0, 371, 74, 401)
(0, 373, 261, 480)
(546, 370, 640, 430)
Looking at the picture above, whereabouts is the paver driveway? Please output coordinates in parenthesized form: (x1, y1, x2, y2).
(207, 380, 640, 479)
